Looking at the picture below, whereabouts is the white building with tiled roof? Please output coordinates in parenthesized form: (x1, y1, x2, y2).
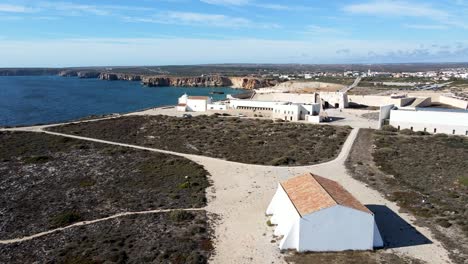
(266, 173, 383, 252)
(177, 94, 212, 112)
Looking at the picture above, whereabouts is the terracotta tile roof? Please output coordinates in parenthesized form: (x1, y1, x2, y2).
(177, 103, 187, 106)
(280, 173, 372, 216)
(188, 96, 209, 100)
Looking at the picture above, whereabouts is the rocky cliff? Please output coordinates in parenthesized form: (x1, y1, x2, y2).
(142, 76, 277, 89)
(77, 71, 101, 78)
(142, 76, 232, 87)
(229, 77, 278, 89)
(56, 70, 277, 89)
(99, 73, 142, 81)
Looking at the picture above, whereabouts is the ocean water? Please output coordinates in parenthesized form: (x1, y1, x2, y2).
(0, 76, 243, 126)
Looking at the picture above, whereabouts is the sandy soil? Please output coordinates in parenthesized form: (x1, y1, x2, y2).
(255, 81, 344, 94)
(0, 124, 452, 264)
(197, 128, 451, 264)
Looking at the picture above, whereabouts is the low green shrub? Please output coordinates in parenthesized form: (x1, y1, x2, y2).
(399, 129, 415, 135)
(381, 125, 398, 132)
(50, 211, 82, 227)
(179, 181, 191, 189)
(23, 155, 51, 164)
(169, 210, 194, 222)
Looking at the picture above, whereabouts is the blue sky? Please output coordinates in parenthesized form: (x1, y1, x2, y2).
(0, 0, 468, 67)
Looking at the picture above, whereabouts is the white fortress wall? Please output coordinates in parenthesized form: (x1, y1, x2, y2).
(390, 109, 468, 136)
(439, 95, 468, 110)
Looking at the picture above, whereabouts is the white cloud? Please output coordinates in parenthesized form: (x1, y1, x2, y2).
(2, 37, 467, 67)
(343, 1, 468, 29)
(343, 1, 449, 19)
(124, 11, 280, 29)
(200, 0, 250, 5)
(404, 24, 448, 30)
(35, 1, 153, 16)
(0, 4, 37, 13)
(306, 25, 342, 34)
(200, 0, 312, 11)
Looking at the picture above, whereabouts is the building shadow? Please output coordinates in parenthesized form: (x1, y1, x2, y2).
(324, 116, 345, 122)
(367, 205, 432, 249)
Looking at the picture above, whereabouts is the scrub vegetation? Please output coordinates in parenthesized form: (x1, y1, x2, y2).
(285, 250, 424, 264)
(346, 129, 468, 264)
(0, 131, 213, 263)
(49, 115, 351, 166)
(0, 212, 212, 264)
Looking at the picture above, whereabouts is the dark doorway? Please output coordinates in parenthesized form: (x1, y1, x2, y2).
(335, 103, 339, 108)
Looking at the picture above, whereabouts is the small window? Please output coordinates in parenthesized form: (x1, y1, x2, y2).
(398, 125, 400, 131)
(434, 128, 437, 133)
(290, 116, 293, 121)
(410, 127, 413, 131)
(424, 128, 426, 132)
(453, 130, 456, 135)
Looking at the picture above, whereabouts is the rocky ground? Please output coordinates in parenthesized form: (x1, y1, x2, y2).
(49, 115, 351, 166)
(346, 129, 468, 264)
(0, 131, 212, 263)
(0, 211, 212, 264)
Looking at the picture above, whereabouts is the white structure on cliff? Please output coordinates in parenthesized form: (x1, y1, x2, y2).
(266, 173, 383, 252)
(177, 94, 215, 112)
(272, 103, 321, 122)
(379, 105, 468, 136)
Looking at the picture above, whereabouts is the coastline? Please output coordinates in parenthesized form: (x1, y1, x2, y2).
(0, 75, 246, 128)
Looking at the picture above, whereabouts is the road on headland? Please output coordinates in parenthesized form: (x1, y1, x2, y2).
(340, 76, 362, 93)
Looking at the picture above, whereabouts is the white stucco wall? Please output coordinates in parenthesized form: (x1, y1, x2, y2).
(207, 104, 227, 111)
(349, 95, 414, 107)
(178, 94, 188, 105)
(439, 95, 468, 110)
(229, 99, 285, 109)
(271, 103, 321, 121)
(306, 115, 322, 123)
(257, 93, 317, 104)
(272, 104, 301, 121)
(186, 99, 208, 112)
(390, 109, 468, 136)
(267, 186, 383, 252)
(298, 206, 375, 252)
(176, 105, 187, 112)
(379, 104, 395, 129)
(266, 185, 301, 238)
(320, 92, 349, 109)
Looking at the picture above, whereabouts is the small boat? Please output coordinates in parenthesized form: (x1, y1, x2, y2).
(210, 91, 225, 95)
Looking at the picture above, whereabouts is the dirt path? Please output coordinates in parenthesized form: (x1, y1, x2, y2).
(1, 126, 452, 264)
(0, 208, 203, 245)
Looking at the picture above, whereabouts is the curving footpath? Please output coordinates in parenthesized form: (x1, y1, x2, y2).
(0, 125, 452, 264)
(0, 208, 203, 245)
